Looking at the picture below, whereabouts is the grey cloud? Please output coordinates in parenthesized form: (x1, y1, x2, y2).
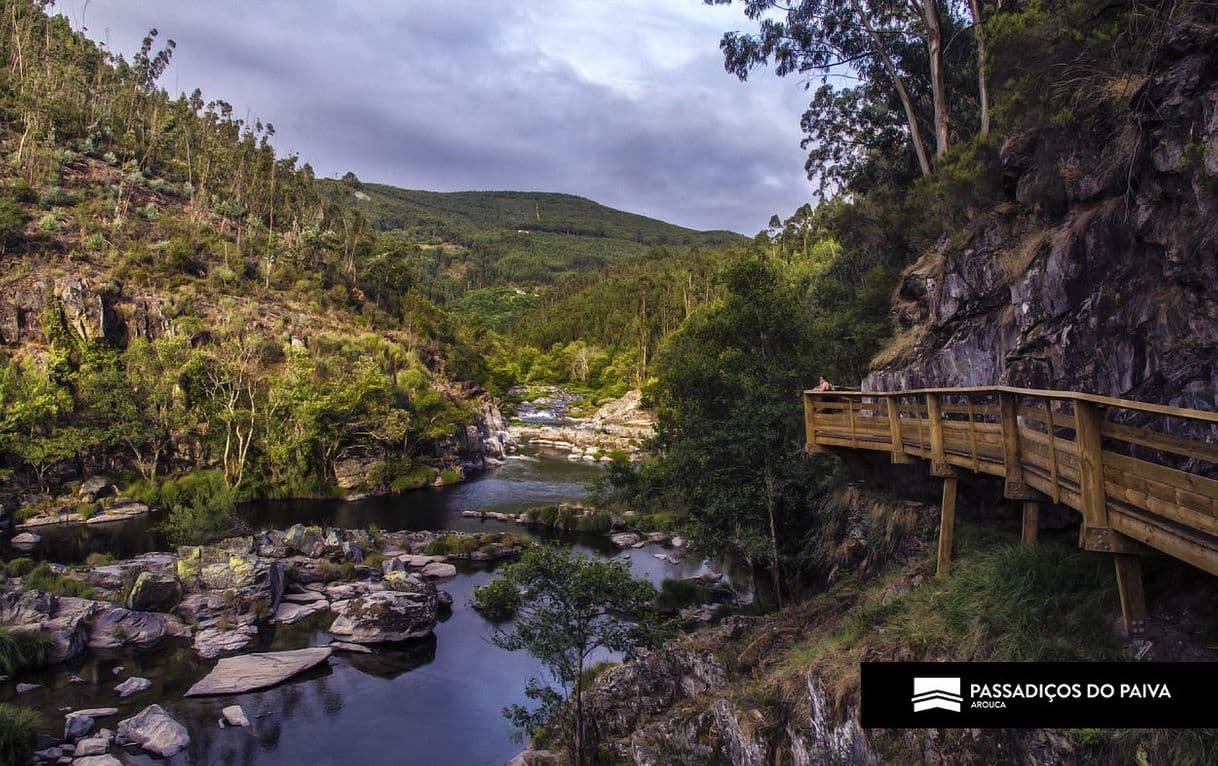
(65, 0, 813, 233)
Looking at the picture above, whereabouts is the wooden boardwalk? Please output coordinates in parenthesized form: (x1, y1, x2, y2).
(804, 386, 1218, 637)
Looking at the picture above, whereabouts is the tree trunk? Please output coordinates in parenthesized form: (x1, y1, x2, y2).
(968, 0, 990, 137)
(851, 0, 933, 175)
(763, 464, 785, 608)
(920, 0, 950, 158)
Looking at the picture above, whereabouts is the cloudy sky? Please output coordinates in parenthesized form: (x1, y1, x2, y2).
(61, 0, 814, 233)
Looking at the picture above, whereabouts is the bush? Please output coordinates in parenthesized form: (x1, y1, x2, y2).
(0, 704, 40, 764)
(0, 196, 28, 250)
(155, 471, 243, 545)
(4, 558, 34, 578)
(472, 578, 520, 621)
(76, 502, 98, 520)
(84, 552, 114, 566)
(0, 628, 55, 674)
(656, 578, 703, 612)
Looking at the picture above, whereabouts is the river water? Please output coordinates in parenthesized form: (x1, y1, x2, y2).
(3, 452, 730, 765)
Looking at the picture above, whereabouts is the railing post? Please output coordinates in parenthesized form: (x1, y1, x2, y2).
(999, 392, 1038, 499)
(926, 393, 954, 477)
(803, 392, 824, 454)
(1074, 400, 1110, 545)
(886, 396, 912, 464)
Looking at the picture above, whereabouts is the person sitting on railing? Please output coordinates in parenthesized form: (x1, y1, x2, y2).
(813, 375, 832, 391)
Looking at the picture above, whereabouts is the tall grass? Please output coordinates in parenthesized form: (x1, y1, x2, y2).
(0, 628, 55, 674)
(0, 704, 40, 763)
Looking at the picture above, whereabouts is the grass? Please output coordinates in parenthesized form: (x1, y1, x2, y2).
(777, 531, 1120, 715)
(0, 628, 55, 674)
(21, 564, 96, 599)
(2, 558, 35, 577)
(0, 704, 40, 765)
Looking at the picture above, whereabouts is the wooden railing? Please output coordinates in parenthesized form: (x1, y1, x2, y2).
(804, 386, 1218, 636)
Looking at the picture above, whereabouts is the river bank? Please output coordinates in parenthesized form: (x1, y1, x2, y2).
(0, 453, 733, 765)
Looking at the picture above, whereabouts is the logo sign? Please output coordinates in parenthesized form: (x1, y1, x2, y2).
(911, 677, 962, 712)
(863, 662, 1218, 728)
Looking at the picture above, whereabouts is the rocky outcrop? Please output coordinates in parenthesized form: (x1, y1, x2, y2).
(0, 591, 95, 662)
(329, 587, 438, 643)
(509, 388, 654, 460)
(185, 647, 333, 696)
(867, 12, 1218, 418)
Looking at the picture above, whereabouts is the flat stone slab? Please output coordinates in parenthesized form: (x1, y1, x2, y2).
(185, 647, 332, 696)
(273, 600, 328, 624)
(329, 641, 372, 654)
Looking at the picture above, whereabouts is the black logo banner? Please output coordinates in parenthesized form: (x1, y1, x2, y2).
(861, 662, 1218, 728)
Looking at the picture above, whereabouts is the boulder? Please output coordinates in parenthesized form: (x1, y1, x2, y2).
(185, 647, 333, 696)
(609, 532, 641, 549)
(10, 532, 40, 547)
(87, 606, 187, 650)
(116, 704, 190, 758)
(192, 624, 258, 659)
(176, 546, 259, 589)
(114, 676, 151, 698)
(73, 735, 111, 756)
(65, 711, 94, 740)
(78, 476, 112, 501)
(340, 540, 364, 563)
(74, 756, 123, 766)
(437, 589, 454, 610)
(273, 600, 328, 624)
(328, 589, 438, 643)
(14, 682, 39, 693)
(284, 524, 326, 558)
(382, 570, 428, 593)
(0, 591, 96, 662)
(254, 529, 288, 558)
(221, 705, 250, 727)
(329, 640, 372, 654)
(420, 561, 457, 579)
(126, 571, 182, 612)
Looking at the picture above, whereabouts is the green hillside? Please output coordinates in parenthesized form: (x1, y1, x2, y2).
(320, 181, 746, 293)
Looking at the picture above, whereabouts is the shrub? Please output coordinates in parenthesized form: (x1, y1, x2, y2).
(76, 502, 98, 520)
(4, 558, 35, 578)
(84, 552, 114, 567)
(0, 196, 28, 249)
(472, 577, 520, 621)
(155, 471, 242, 545)
(0, 704, 40, 764)
(656, 578, 703, 612)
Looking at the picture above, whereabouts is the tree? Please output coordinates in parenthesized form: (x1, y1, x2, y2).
(650, 259, 834, 603)
(708, 0, 981, 191)
(475, 545, 658, 765)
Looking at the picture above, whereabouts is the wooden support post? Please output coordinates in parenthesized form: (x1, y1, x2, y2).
(927, 393, 956, 477)
(1021, 501, 1040, 544)
(886, 397, 912, 463)
(1113, 554, 1147, 638)
(1075, 400, 1110, 543)
(937, 476, 958, 577)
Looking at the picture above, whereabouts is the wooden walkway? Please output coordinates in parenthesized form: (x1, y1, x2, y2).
(803, 386, 1218, 637)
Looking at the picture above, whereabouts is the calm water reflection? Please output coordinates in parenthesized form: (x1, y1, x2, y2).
(3, 452, 735, 765)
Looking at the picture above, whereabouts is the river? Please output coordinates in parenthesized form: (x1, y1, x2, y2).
(2, 451, 735, 765)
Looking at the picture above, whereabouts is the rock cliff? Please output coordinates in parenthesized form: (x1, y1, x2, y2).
(866, 13, 1218, 414)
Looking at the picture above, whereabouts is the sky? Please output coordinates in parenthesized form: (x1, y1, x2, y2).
(61, 0, 815, 234)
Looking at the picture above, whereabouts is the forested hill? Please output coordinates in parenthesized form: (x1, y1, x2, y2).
(329, 183, 743, 246)
(321, 180, 746, 290)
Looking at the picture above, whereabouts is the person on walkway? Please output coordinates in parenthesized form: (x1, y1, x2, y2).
(812, 376, 832, 391)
